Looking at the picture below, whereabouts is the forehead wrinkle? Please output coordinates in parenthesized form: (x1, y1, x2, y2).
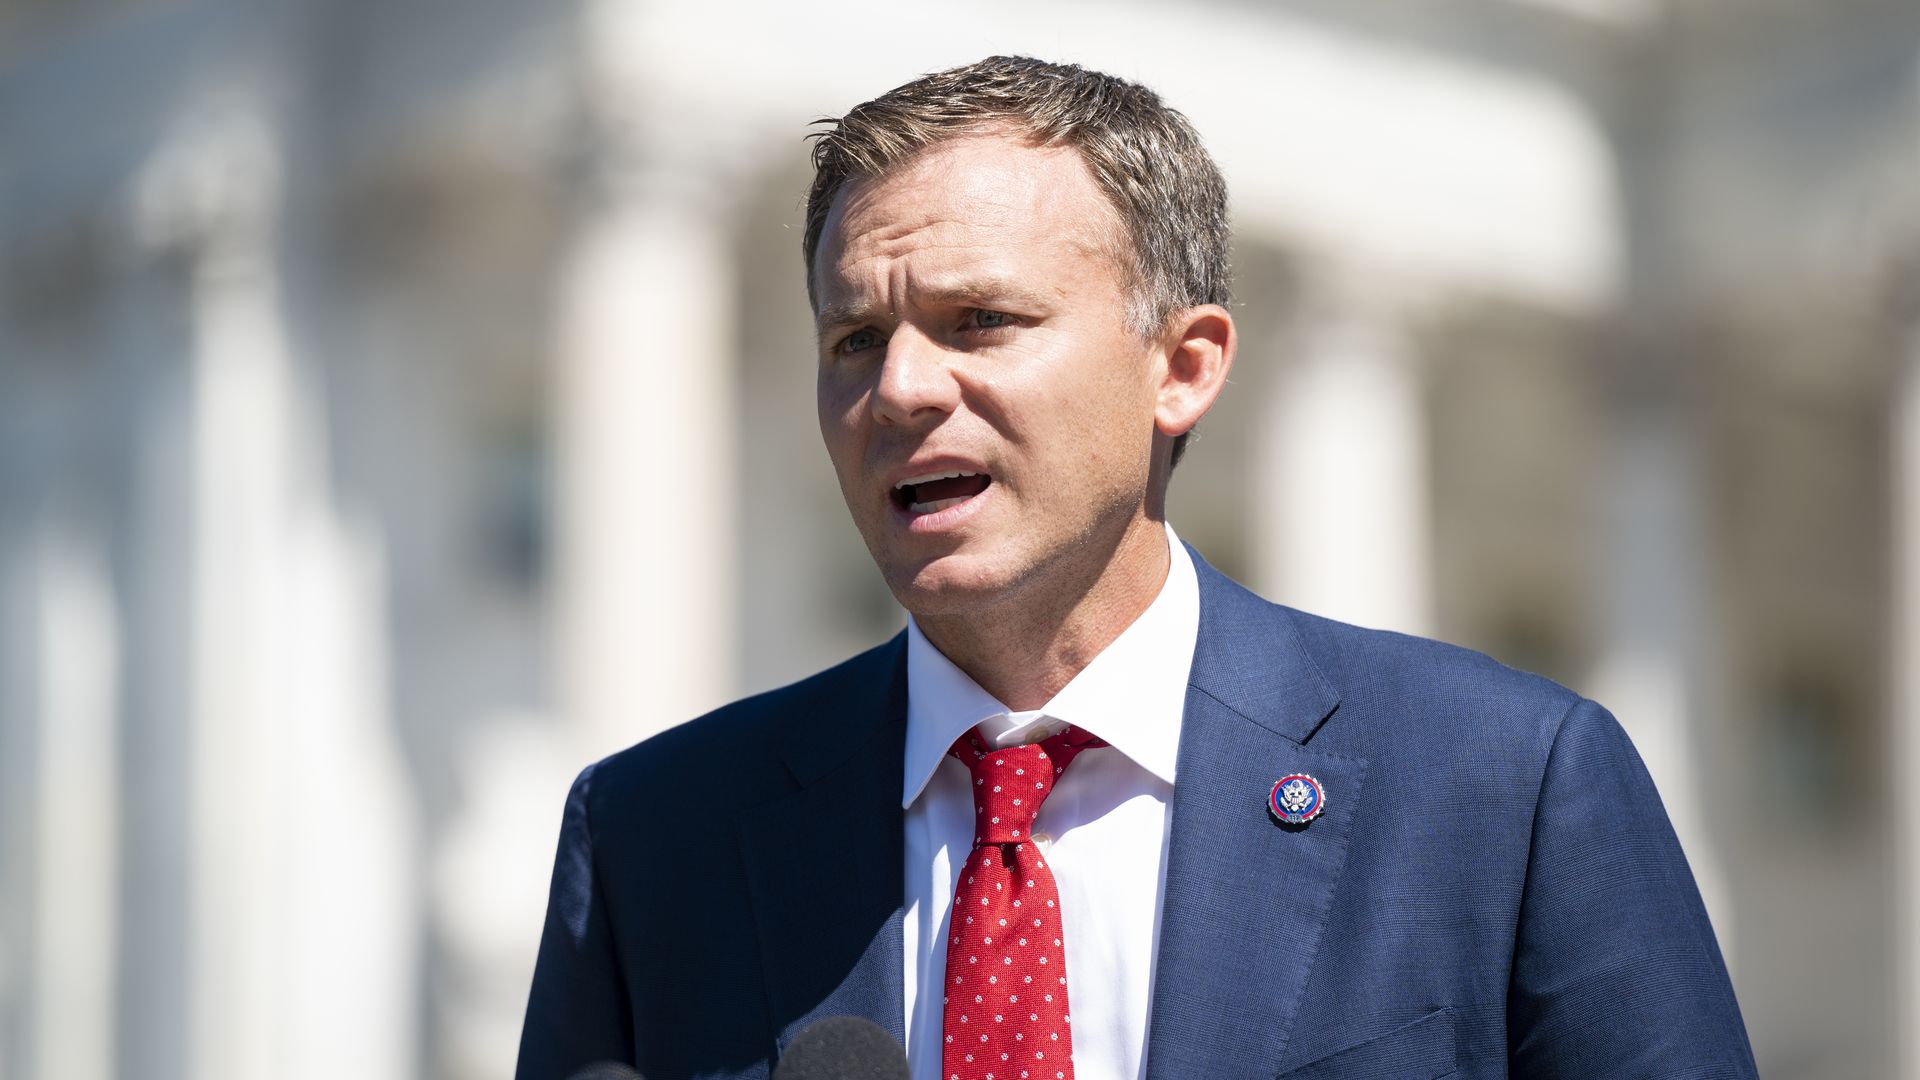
(816, 227, 1014, 325)
(916, 274, 1063, 311)
(817, 261, 1067, 336)
(813, 135, 1134, 325)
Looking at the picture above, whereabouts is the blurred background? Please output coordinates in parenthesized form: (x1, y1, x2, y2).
(3, 0, 1918, 1077)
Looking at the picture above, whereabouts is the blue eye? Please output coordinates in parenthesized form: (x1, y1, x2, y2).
(841, 328, 882, 353)
(972, 309, 1011, 329)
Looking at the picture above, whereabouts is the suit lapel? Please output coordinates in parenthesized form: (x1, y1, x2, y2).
(737, 635, 910, 1053)
(732, 553, 1365, 1071)
(1145, 552, 1366, 1078)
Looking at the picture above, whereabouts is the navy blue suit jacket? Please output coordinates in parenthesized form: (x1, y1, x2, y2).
(517, 549, 1757, 1079)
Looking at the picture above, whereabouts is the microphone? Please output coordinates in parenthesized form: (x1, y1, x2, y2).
(565, 1064, 643, 1080)
(772, 1016, 910, 1080)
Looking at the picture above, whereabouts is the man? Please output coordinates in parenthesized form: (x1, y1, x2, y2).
(517, 56, 1757, 1080)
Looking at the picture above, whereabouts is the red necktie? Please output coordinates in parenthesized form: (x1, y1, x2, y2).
(943, 725, 1106, 1080)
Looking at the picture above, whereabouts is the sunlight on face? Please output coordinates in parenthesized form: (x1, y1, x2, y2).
(813, 134, 1164, 619)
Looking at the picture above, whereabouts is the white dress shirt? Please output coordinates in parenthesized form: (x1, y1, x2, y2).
(901, 523, 1200, 1080)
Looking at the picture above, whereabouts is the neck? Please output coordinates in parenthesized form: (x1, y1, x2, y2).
(914, 516, 1171, 710)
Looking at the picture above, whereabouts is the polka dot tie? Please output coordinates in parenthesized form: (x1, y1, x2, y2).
(942, 725, 1106, 1080)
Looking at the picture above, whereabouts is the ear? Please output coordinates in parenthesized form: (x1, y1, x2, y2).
(1153, 304, 1236, 438)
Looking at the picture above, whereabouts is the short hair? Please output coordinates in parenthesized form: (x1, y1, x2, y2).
(802, 56, 1232, 465)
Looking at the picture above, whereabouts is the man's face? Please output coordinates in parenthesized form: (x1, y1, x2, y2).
(813, 134, 1164, 617)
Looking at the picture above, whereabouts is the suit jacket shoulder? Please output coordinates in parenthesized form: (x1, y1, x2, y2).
(1180, 566, 1754, 1078)
(517, 635, 909, 1080)
(1281, 603, 1579, 775)
(585, 633, 906, 824)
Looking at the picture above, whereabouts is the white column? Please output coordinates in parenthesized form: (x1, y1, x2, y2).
(552, 177, 739, 759)
(0, 513, 122, 1080)
(1252, 289, 1433, 636)
(1585, 396, 1730, 956)
(1894, 337, 1920, 1080)
(135, 95, 417, 1080)
(24, 522, 121, 1080)
(432, 722, 578, 1080)
(552, 9, 739, 758)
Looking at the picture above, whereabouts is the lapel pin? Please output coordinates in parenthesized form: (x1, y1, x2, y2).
(1269, 774, 1325, 825)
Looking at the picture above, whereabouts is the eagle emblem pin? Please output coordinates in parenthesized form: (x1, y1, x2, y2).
(1268, 773, 1326, 826)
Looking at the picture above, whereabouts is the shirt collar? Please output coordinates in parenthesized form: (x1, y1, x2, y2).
(901, 523, 1200, 808)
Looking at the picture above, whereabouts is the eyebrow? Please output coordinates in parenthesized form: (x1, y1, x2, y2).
(814, 299, 881, 338)
(814, 278, 1059, 338)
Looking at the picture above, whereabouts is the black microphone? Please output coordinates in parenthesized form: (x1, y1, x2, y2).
(565, 1063, 643, 1080)
(772, 1016, 910, 1080)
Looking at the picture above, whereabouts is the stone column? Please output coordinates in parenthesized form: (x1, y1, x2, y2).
(133, 93, 417, 1080)
(553, 3, 739, 761)
(1252, 283, 1434, 637)
(1592, 21, 1730, 965)
(1584, 384, 1730, 953)
(0, 232, 124, 1080)
(4, 519, 121, 1080)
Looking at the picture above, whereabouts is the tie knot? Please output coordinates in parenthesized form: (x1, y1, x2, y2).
(948, 726, 1105, 846)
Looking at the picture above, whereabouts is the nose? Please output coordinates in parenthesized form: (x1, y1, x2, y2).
(870, 325, 957, 427)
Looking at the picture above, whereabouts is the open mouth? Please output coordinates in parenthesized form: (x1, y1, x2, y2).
(891, 470, 993, 515)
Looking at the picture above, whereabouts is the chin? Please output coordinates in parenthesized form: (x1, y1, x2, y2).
(881, 551, 1028, 618)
